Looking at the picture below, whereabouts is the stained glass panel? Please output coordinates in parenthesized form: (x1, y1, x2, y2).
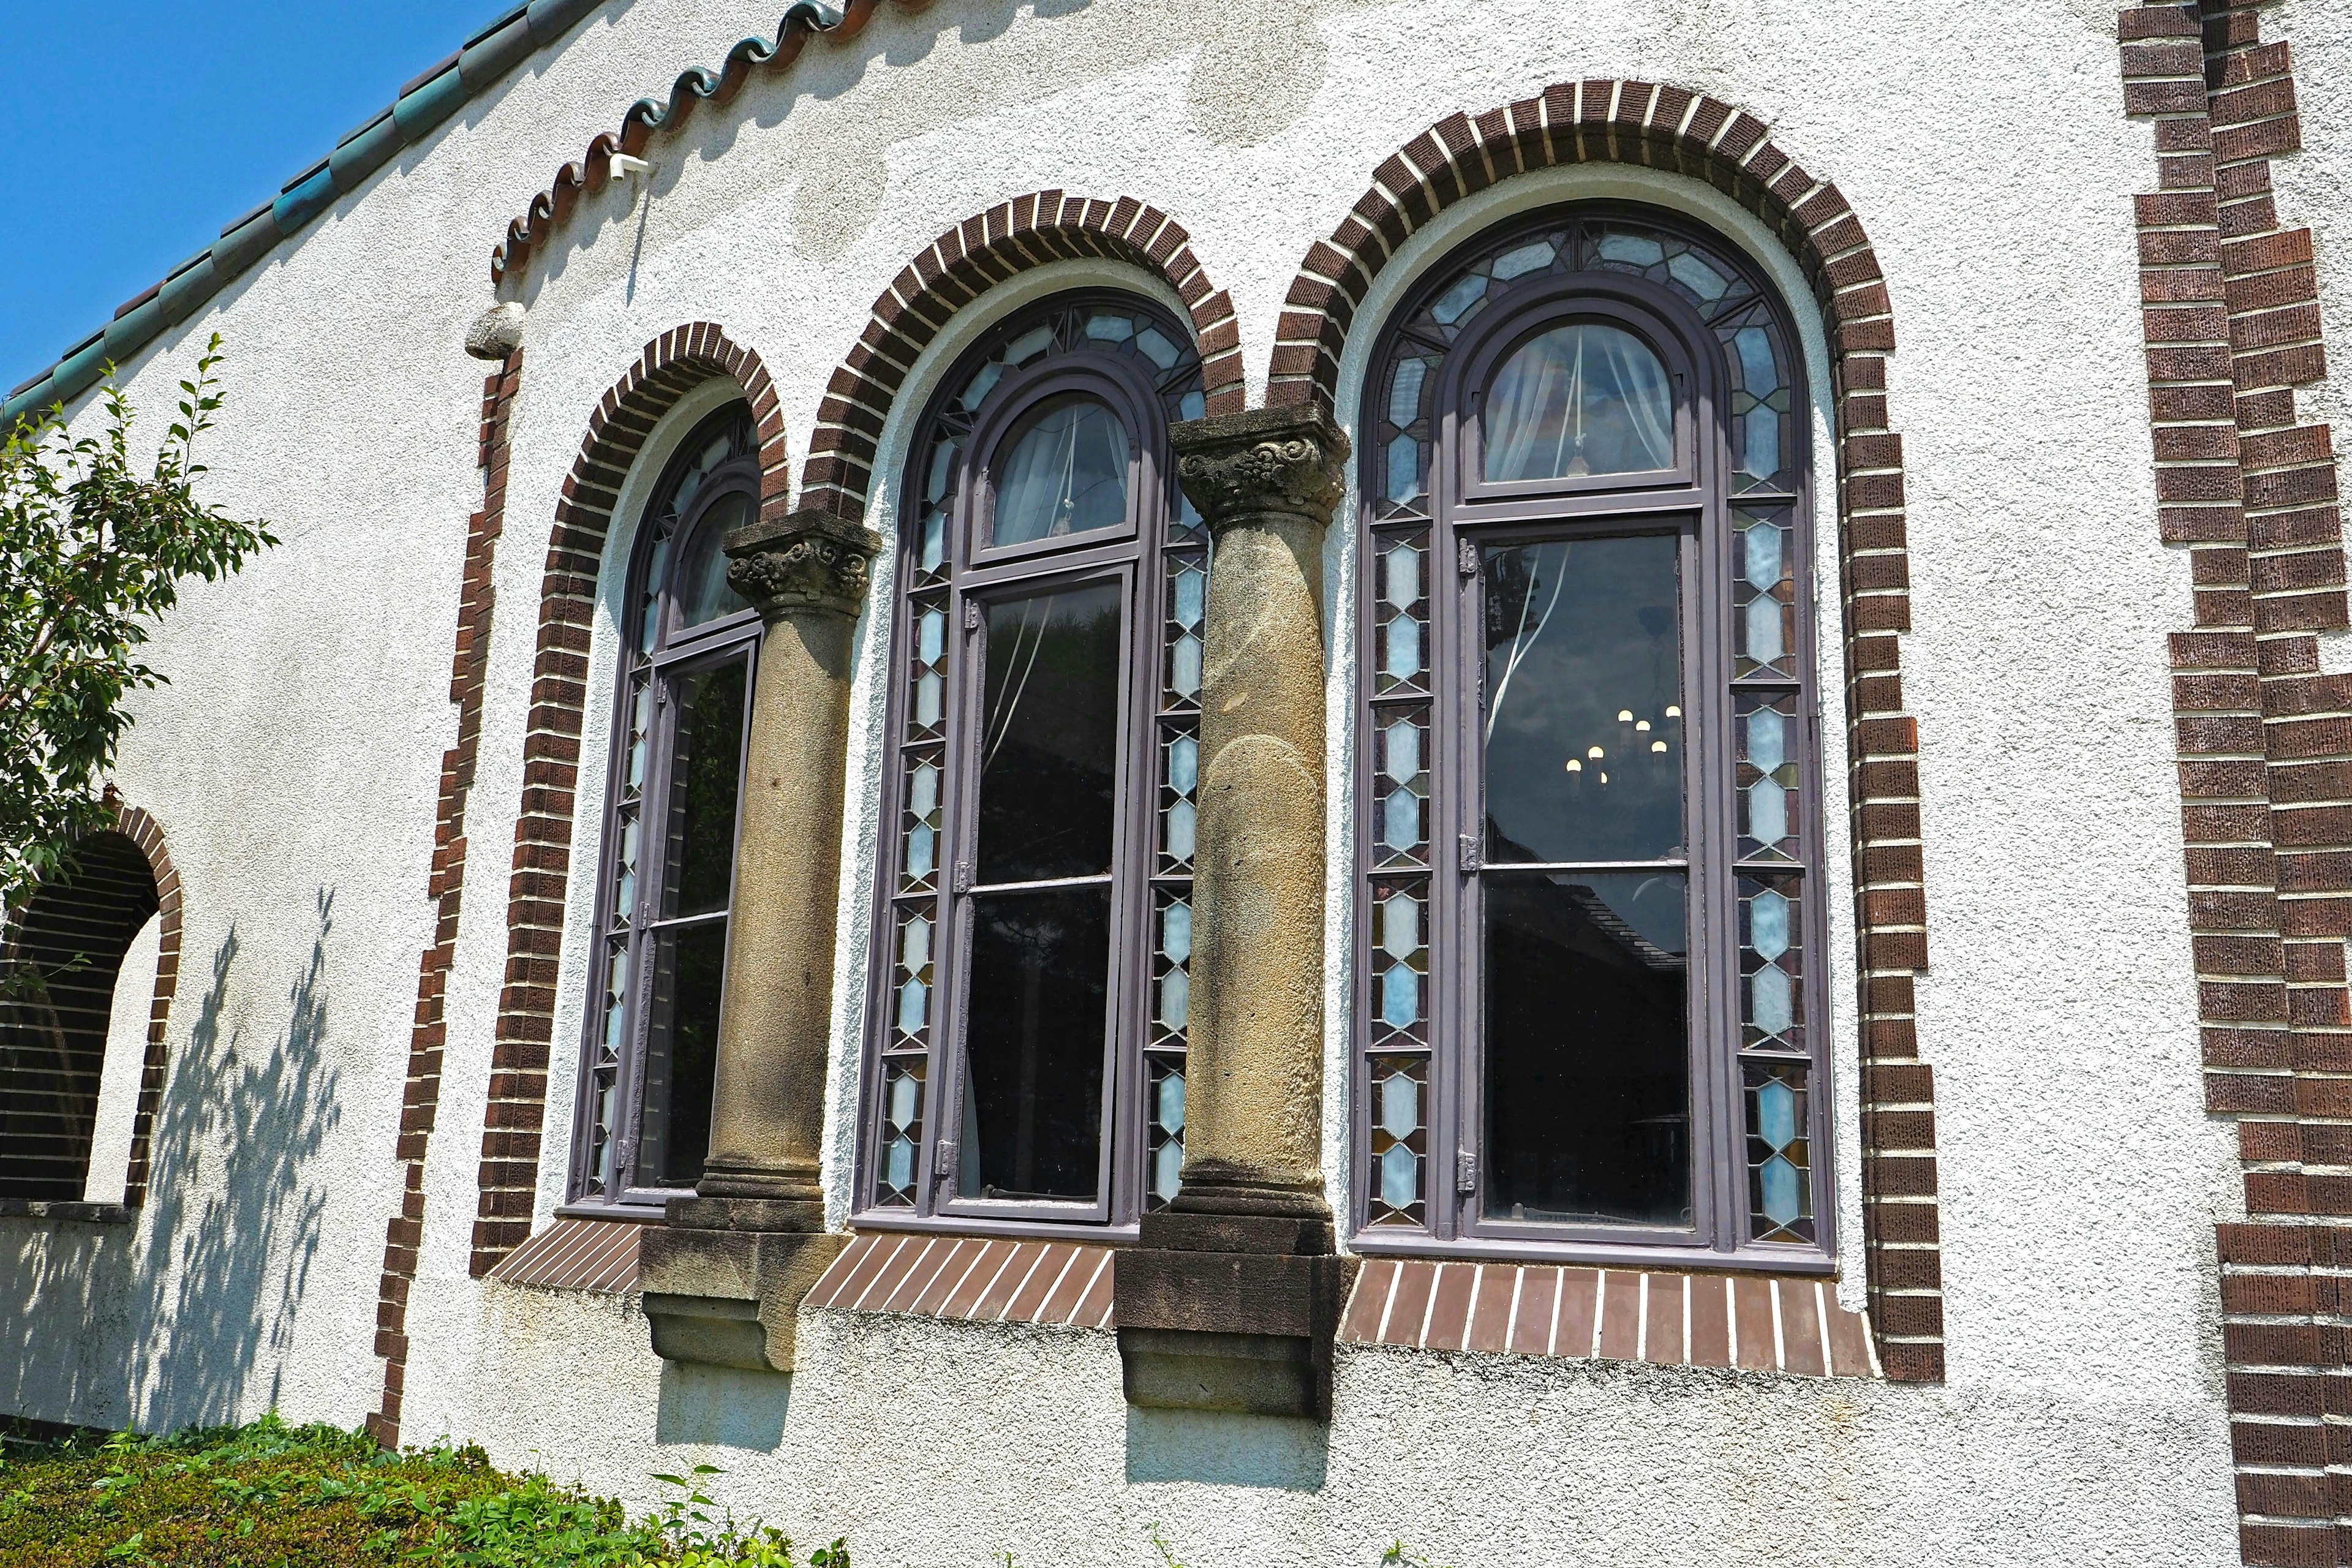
(1740, 875, 1806, 1052)
(1744, 1060, 1813, 1243)
(1367, 1055, 1428, 1226)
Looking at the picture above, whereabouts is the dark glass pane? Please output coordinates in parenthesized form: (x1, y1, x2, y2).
(1483, 323, 1673, 480)
(672, 491, 755, 630)
(1483, 871, 1690, 1227)
(976, 583, 1123, 884)
(990, 396, 1129, 547)
(1483, 535, 1683, 864)
(639, 921, 725, 1189)
(663, 660, 747, 919)
(959, 884, 1112, 1202)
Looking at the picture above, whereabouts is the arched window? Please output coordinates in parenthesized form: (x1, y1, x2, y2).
(0, 832, 161, 1203)
(1354, 207, 1830, 1266)
(863, 292, 1207, 1232)
(570, 404, 760, 1208)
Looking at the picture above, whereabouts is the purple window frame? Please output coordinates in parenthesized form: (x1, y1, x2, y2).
(1351, 204, 1838, 1272)
(857, 290, 1208, 1240)
(564, 404, 764, 1214)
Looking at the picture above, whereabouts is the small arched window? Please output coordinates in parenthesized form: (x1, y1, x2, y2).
(1355, 208, 1829, 1267)
(0, 832, 161, 1204)
(862, 292, 1207, 1232)
(570, 404, 761, 1208)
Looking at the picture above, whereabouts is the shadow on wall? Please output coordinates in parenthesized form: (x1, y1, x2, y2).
(129, 889, 344, 1429)
(1125, 1405, 1330, 1490)
(0, 892, 344, 1431)
(655, 1360, 791, 1450)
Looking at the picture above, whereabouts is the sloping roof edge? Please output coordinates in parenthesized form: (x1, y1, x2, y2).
(2, 0, 608, 429)
(488, 1, 870, 285)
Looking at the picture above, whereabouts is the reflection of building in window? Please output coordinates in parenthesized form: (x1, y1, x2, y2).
(1357, 205, 1827, 1259)
(0, 832, 161, 1203)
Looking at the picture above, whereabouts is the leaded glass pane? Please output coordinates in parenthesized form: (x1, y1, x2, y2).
(1152, 891, 1193, 1049)
(1740, 875, 1806, 1052)
(1366, 1055, 1427, 1226)
(1744, 1060, 1814, 1243)
(1736, 695, 1801, 861)
(1374, 708, 1430, 868)
(910, 598, 949, 740)
(1161, 725, 1199, 873)
(1146, 1056, 1187, 1211)
(1368, 876, 1430, 1048)
(1732, 508, 1796, 677)
(878, 1057, 925, 1207)
(893, 908, 933, 1046)
(902, 752, 943, 894)
(1376, 533, 1430, 696)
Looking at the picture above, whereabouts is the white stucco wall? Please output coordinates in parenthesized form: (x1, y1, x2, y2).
(0, 0, 2280, 1560)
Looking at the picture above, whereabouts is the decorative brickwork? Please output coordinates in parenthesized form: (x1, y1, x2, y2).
(368, 352, 523, 1449)
(484, 1215, 642, 1294)
(467, 325, 789, 1278)
(806, 1233, 1120, 1331)
(2120, 4, 2352, 1563)
(1339, 1260, 1879, 1378)
(795, 193, 1245, 523)
(106, 801, 181, 1211)
(1265, 83, 1943, 1382)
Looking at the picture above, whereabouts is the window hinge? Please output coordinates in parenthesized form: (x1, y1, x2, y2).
(1457, 538, 1479, 578)
(963, 598, 980, 631)
(1455, 1150, 1477, 1195)
(1458, 834, 1482, 873)
(933, 1137, 959, 1176)
(952, 861, 972, 895)
(616, 1137, 635, 1175)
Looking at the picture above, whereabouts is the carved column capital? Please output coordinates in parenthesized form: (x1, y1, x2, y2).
(1171, 406, 1351, 532)
(723, 508, 884, 621)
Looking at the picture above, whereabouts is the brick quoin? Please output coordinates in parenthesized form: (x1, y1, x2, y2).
(368, 350, 524, 1449)
(1268, 79, 1943, 1384)
(2124, 2, 2352, 1562)
(464, 326, 789, 1286)
(796, 193, 1245, 524)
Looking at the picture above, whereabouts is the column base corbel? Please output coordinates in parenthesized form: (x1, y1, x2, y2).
(1113, 1207, 1357, 1421)
(638, 1196, 843, 1374)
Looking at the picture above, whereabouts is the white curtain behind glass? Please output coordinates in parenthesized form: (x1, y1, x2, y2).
(1483, 323, 1673, 481)
(993, 398, 1128, 546)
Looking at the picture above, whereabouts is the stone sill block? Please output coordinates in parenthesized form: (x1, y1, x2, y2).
(485, 1216, 642, 1294)
(807, 1233, 1119, 1330)
(0, 1200, 132, 1224)
(1342, 1258, 1882, 1379)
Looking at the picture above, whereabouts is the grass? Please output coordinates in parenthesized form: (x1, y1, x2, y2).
(0, 1416, 845, 1568)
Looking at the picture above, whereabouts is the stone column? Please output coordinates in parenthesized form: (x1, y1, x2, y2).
(639, 507, 880, 1376)
(1115, 406, 1357, 1420)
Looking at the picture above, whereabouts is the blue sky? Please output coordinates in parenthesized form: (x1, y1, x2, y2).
(2, 2, 511, 394)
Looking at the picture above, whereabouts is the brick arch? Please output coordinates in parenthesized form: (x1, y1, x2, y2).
(1275, 84, 1943, 1383)
(797, 193, 1246, 522)
(470, 323, 786, 1275)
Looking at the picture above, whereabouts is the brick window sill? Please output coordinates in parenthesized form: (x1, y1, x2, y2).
(484, 1216, 643, 1294)
(804, 1232, 1880, 1379)
(0, 1200, 132, 1224)
(1343, 1258, 1880, 1378)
